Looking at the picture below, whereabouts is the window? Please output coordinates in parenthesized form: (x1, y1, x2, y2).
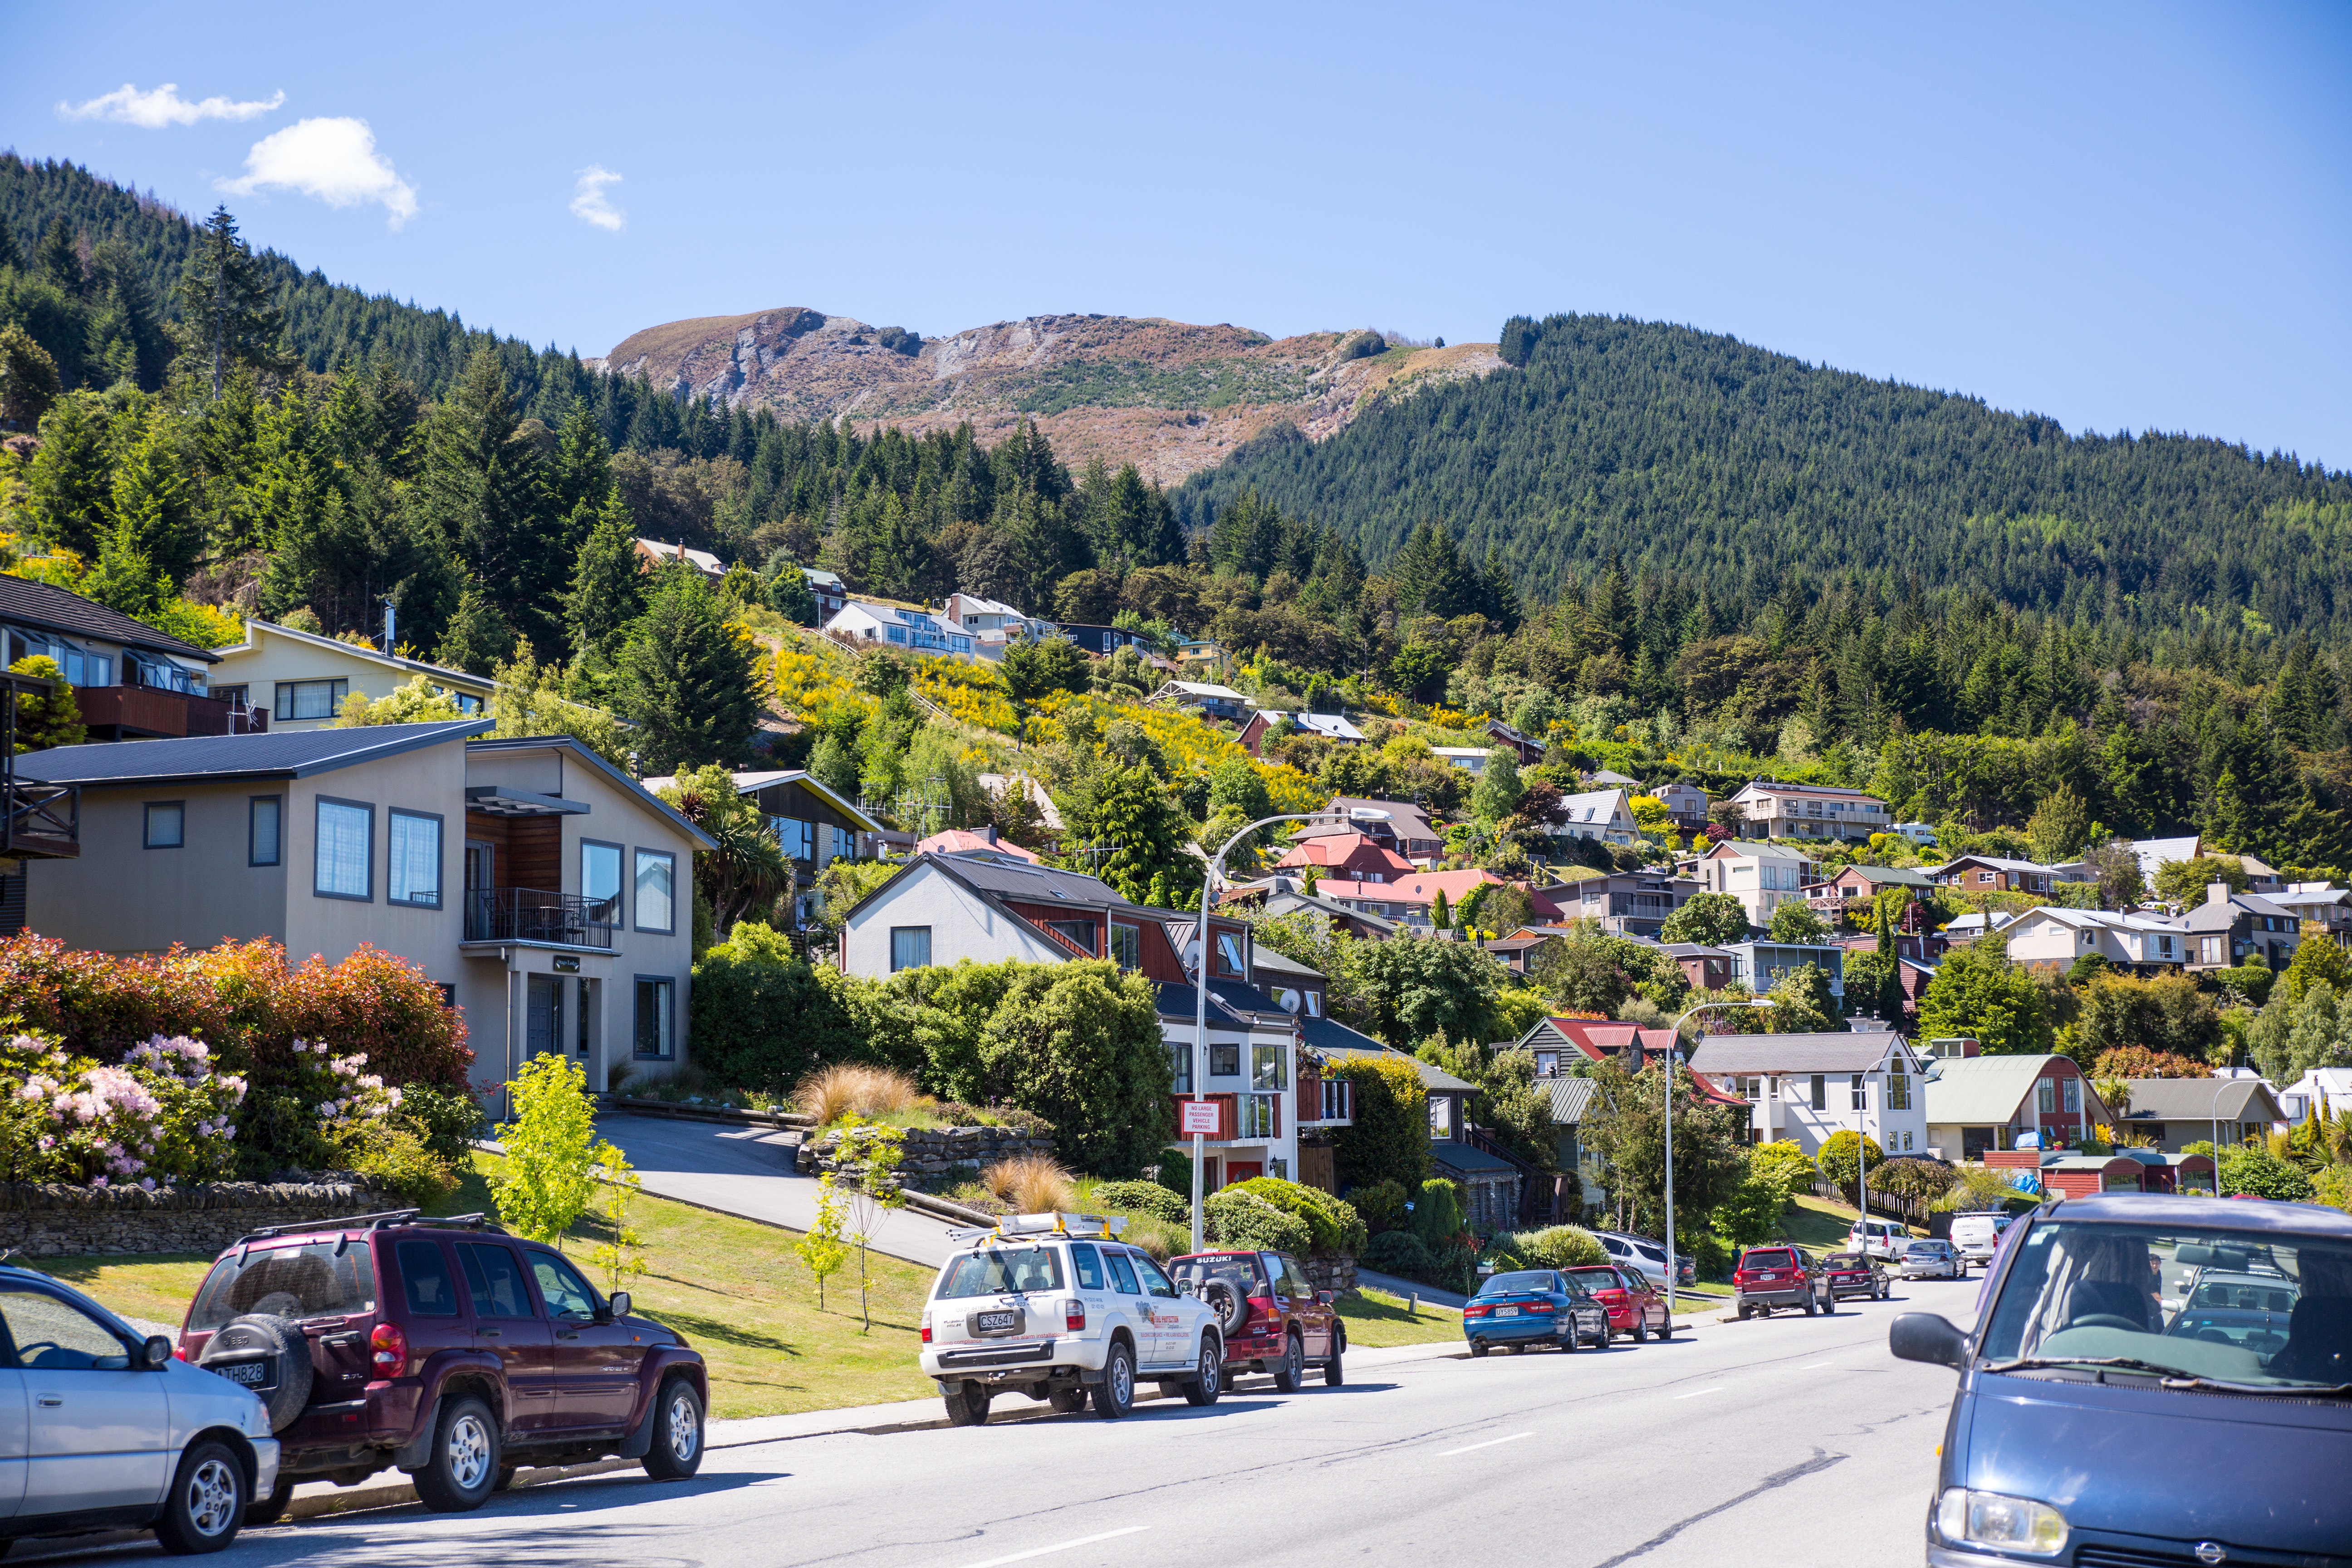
(1430, 1096, 1454, 1136)
(213, 685, 249, 708)
(457, 1243, 536, 1318)
(1108, 922, 1141, 970)
(582, 840, 622, 924)
(890, 927, 932, 971)
(0, 1289, 132, 1370)
(314, 798, 374, 901)
(1252, 1043, 1287, 1090)
(387, 809, 442, 908)
(2063, 1078, 2082, 1113)
(772, 817, 814, 860)
(633, 976, 675, 1059)
(1068, 1243, 1103, 1290)
(143, 801, 184, 849)
(1888, 1067, 1911, 1111)
(634, 849, 675, 933)
(939, 1247, 1063, 1298)
(250, 796, 281, 866)
(1168, 1044, 1191, 1094)
(530, 1253, 600, 1320)
(274, 678, 348, 721)
(1105, 1251, 1141, 1295)
(1901, 1131, 1914, 1152)
(1048, 919, 1097, 955)
(2037, 1078, 2057, 1114)
(1216, 932, 1246, 975)
(1133, 1255, 1179, 1299)
(1850, 1074, 1866, 1111)
(1239, 1093, 1279, 1138)
(1809, 1074, 1826, 1111)
(1210, 1043, 1240, 1078)
(1304, 989, 1322, 1018)
(397, 1241, 458, 1317)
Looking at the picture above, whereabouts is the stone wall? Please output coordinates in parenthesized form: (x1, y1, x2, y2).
(0, 1176, 391, 1258)
(797, 1126, 1056, 1191)
(1301, 1253, 1359, 1297)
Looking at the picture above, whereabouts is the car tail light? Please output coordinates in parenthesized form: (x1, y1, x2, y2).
(1463, 1304, 1489, 1319)
(920, 1311, 932, 1344)
(1248, 1296, 1279, 1325)
(1064, 1300, 1086, 1333)
(369, 1322, 408, 1377)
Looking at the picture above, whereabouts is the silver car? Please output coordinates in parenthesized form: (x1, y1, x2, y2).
(0, 1263, 280, 1554)
(1896, 1239, 1965, 1281)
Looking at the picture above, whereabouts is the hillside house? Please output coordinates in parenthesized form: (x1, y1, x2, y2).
(2181, 882, 2306, 971)
(1553, 871, 1698, 938)
(1932, 854, 2065, 896)
(1309, 799, 1444, 864)
(1923, 1054, 2113, 1159)
(1149, 681, 1251, 721)
(1, 576, 250, 742)
(1688, 839, 1818, 928)
(2130, 835, 2202, 892)
(2272, 882, 2352, 946)
(825, 601, 976, 657)
(1238, 709, 1366, 755)
(2003, 906, 2185, 975)
(1056, 624, 1152, 657)
(1658, 781, 1710, 832)
(1215, 877, 1400, 940)
(1274, 831, 1413, 883)
(640, 768, 880, 930)
(1432, 747, 1492, 774)
(1804, 862, 1937, 925)
(1689, 1029, 1929, 1156)
(1723, 938, 1847, 1004)
(912, 828, 1040, 863)
(802, 568, 848, 622)
(633, 539, 725, 578)
(1552, 787, 1638, 847)
(1484, 718, 1545, 764)
(1309, 869, 1565, 928)
(1727, 781, 1890, 843)
(2112, 1077, 2287, 1152)
(208, 617, 494, 734)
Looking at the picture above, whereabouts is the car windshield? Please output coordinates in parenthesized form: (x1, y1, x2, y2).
(189, 1240, 376, 1330)
(1482, 1271, 1559, 1296)
(1824, 1253, 1866, 1269)
(1744, 1250, 1797, 1269)
(936, 1247, 1063, 1299)
(1980, 1218, 2352, 1391)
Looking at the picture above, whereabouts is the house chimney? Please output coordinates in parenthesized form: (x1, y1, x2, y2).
(981, 826, 997, 846)
(2207, 882, 2231, 906)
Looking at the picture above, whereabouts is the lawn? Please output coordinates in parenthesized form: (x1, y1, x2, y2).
(1337, 1287, 1461, 1348)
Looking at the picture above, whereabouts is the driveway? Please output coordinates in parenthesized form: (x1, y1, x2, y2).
(590, 1112, 965, 1269)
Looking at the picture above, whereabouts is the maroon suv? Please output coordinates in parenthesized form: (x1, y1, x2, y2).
(177, 1209, 707, 1519)
(1170, 1250, 1345, 1390)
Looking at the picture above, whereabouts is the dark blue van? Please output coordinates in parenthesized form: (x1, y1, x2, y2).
(1891, 1193, 2352, 1565)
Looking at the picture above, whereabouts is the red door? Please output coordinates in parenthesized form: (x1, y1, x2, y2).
(1225, 1161, 1264, 1185)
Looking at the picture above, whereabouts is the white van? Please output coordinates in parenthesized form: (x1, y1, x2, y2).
(1948, 1211, 2014, 1266)
(1845, 1218, 1908, 1261)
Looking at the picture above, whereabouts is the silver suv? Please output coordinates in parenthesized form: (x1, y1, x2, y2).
(919, 1214, 1224, 1424)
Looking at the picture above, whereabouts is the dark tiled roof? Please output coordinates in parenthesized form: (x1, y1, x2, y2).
(0, 575, 216, 662)
(14, 720, 489, 786)
(1301, 1017, 1477, 1092)
(2117, 1078, 2282, 1122)
(1433, 1141, 1520, 1175)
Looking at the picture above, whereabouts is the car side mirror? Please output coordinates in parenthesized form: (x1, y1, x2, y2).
(141, 1335, 173, 1371)
(607, 1290, 632, 1322)
(1316, 1290, 1335, 1306)
(1889, 1313, 1970, 1371)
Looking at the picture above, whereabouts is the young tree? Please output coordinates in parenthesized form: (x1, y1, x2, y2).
(23, 394, 112, 555)
(436, 581, 517, 676)
(833, 1122, 907, 1333)
(1916, 933, 2053, 1054)
(585, 1139, 648, 1293)
(1580, 1056, 1747, 1243)
(1766, 901, 1831, 944)
(171, 206, 288, 397)
(108, 406, 201, 586)
(1001, 635, 1090, 704)
(797, 1174, 852, 1310)
(334, 674, 466, 727)
(488, 640, 629, 764)
(1470, 748, 1525, 823)
(1660, 892, 1752, 946)
(1326, 1054, 1432, 1194)
(1430, 888, 1452, 930)
(490, 1055, 598, 1246)
(80, 515, 169, 620)
(1068, 764, 1193, 905)
(565, 491, 649, 670)
(2026, 782, 2092, 864)
(765, 563, 819, 626)
(0, 323, 61, 429)
(660, 762, 790, 935)
(614, 568, 763, 775)
(6, 656, 88, 750)
(1816, 1130, 1885, 1205)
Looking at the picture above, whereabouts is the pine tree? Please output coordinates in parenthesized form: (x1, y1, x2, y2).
(417, 347, 564, 654)
(547, 405, 613, 551)
(108, 406, 199, 584)
(171, 207, 287, 397)
(613, 569, 761, 775)
(35, 218, 83, 295)
(0, 324, 62, 430)
(23, 394, 113, 556)
(764, 562, 818, 626)
(1431, 888, 1452, 929)
(565, 491, 647, 666)
(437, 581, 517, 676)
(81, 514, 169, 620)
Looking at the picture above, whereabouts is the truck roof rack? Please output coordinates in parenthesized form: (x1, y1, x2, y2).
(228, 1209, 512, 1250)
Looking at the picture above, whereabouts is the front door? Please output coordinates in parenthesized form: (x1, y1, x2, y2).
(456, 1241, 555, 1435)
(466, 841, 495, 936)
(1, 1288, 167, 1515)
(526, 975, 563, 1060)
(527, 1251, 640, 1430)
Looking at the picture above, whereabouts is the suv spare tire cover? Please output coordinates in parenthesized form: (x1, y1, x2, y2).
(1199, 1279, 1249, 1337)
(198, 1313, 314, 1431)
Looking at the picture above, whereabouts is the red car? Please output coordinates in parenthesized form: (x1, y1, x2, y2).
(1170, 1250, 1345, 1390)
(1732, 1245, 1832, 1318)
(1561, 1264, 1674, 1343)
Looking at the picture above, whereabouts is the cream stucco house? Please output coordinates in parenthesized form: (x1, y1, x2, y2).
(207, 619, 497, 731)
(12, 722, 712, 1109)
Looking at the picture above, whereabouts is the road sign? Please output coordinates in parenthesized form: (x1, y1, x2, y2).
(1179, 1098, 1221, 1136)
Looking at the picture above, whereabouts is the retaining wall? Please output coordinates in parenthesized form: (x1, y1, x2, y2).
(0, 1176, 392, 1257)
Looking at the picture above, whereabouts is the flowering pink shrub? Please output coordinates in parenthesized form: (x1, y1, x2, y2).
(0, 1031, 247, 1187)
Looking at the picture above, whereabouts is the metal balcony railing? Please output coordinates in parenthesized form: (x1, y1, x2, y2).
(463, 888, 614, 949)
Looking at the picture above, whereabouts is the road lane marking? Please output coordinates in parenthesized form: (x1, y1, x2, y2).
(1800, 1362, 1839, 1370)
(955, 1526, 1148, 1568)
(1436, 1432, 1532, 1456)
(1672, 1387, 1724, 1400)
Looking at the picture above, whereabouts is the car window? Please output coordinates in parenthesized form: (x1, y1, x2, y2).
(0, 1289, 132, 1370)
(1105, 1251, 1142, 1295)
(1279, 1256, 1315, 1297)
(1744, 1250, 1798, 1270)
(458, 1242, 538, 1319)
(530, 1253, 601, 1320)
(1484, 1271, 1559, 1295)
(1068, 1243, 1104, 1291)
(397, 1240, 459, 1317)
(1172, 1255, 1262, 1295)
(1132, 1255, 1179, 1299)
(189, 1239, 376, 1330)
(937, 1247, 1064, 1299)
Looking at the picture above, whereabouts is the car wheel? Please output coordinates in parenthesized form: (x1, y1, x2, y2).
(154, 1439, 246, 1555)
(1271, 1331, 1305, 1392)
(493, 1464, 519, 1493)
(1093, 1341, 1137, 1418)
(1323, 1330, 1345, 1386)
(943, 1379, 991, 1427)
(1655, 1312, 1673, 1340)
(1470, 1339, 1490, 1357)
(1736, 1302, 1750, 1321)
(1818, 1291, 1835, 1316)
(1803, 1293, 1818, 1317)
(1632, 1313, 1649, 1344)
(243, 1472, 297, 1529)
(412, 1396, 501, 1514)
(1183, 1335, 1224, 1406)
(642, 1377, 704, 1479)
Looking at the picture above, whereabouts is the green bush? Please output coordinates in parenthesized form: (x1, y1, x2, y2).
(1329, 1056, 1432, 1193)
(1409, 1177, 1467, 1246)
(1091, 1181, 1189, 1224)
(1349, 1178, 1409, 1234)
(688, 942, 862, 1093)
(2214, 964, 2274, 1005)
(1154, 1144, 1191, 1197)
(1231, 1176, 1369, 1256)
(1362, 1229, 1436, 1278)
(2220, 1144, 2315, 1201)
(398, 1083, 483, 1166)
(1748, 1139, 1818, 1200)
(1204, 1189, 1312, 1253)
(1513, 1224, 1607, 1269)
(975, 964, 1172, 1178)
(1689, 1231, 1734, 1281)
(337, 1121, 457, 1210)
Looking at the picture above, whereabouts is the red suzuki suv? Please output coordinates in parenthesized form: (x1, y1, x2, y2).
(1732, 1246, 1832, 1319)
(177, 1209, 708, 1519)
(1169, 1250, 1345, 1391)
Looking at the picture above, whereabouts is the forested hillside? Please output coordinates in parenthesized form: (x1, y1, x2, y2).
(1173, 312, 2352, 643)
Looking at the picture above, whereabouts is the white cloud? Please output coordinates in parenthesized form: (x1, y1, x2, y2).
(220, 117, 418, 228)
(570, 165, 625, 231)
(59, 83, 284, 128)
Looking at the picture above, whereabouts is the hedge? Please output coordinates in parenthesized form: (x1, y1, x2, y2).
(1204, 1189, 1312, 1253)
(1230, 1176, 1368, 1256)
(1090, 1181, 1190, 1225)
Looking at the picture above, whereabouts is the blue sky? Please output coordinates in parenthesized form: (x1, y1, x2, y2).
(6, 1, 2347, 467)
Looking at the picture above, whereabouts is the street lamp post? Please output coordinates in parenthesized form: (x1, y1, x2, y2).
(1186, 807, 1389, 1254)
(2209, 1078, 2235, 1196)
(1662, 999, 1773, 1316)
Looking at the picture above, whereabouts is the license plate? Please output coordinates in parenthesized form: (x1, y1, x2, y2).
(219, 1360, 268, 1387)
(1494, 1305, 1519, 1317)
(974, 1310, 1019, 1335)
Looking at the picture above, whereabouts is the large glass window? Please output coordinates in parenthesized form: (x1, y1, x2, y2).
(1168, 1043, 1191, 1094)
(634, 849, 675, 933)
(388, 810, 442, 908)
(1108, 922, 1141, 970)
(314, 798, 373, 901)
(275, 679, 348, 721)
(1216, 932, 1247, 975)
(581, 840, 623, 924)
(143, 801, 183, 849)
(1252, 1043, 1287, 1090)
(891, 927, 931, 971)
(250, 796, 281, 866)
(633, 976, 674, 1059)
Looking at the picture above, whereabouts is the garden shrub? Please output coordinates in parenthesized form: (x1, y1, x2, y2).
(1348, 1178, 1408, 1234)
(1747, 1139, 1818, 1200)
(1362, 1229, 1435, 1278)
(1328, 1054, 1431, 1193)
(1089, 1181, 1190, 1225)
(975, 963, 1171, 1177)
(688, 938, 861, 1094)
(1154, 1144, 1191, 1197)
(398, 1083, 484, 1166)
(1408, 1177, 1466, 1247)
(1514, 1224, 1607, 1269)
(1231, 1176, 1369, 1256)
(1689, 1231, 1733, 1281)
(337, 1120, 457, 1208)
(1204, 1189, 1312, 1254)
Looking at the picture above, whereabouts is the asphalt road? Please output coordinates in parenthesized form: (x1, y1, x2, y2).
(42, 1281, 1979, 1568)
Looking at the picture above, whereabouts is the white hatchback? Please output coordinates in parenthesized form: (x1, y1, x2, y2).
(919, 1214, 1225, 1425)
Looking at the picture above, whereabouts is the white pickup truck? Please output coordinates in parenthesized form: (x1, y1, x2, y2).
(919, 1213, 1225, 1425)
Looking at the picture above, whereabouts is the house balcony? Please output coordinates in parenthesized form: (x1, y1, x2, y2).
(74, 684, 266, 740)
(462, 888, 615, 950)
(1168, 1092, 1284, 1143)
(1299, 1076, 1353, 1127)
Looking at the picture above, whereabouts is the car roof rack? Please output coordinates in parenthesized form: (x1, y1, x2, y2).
(227, 1208, 514, 1251)
(946, 1211, 1129, 1245)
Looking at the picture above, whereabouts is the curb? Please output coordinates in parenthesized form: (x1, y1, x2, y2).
(598, 1100, 811, 1131)
(278, 1457, 642, 1523)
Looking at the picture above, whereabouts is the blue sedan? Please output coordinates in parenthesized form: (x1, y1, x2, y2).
(1463, 1269, 1612, 1357)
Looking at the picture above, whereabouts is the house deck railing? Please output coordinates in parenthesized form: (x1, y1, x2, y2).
(464, 888, 614, 949)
